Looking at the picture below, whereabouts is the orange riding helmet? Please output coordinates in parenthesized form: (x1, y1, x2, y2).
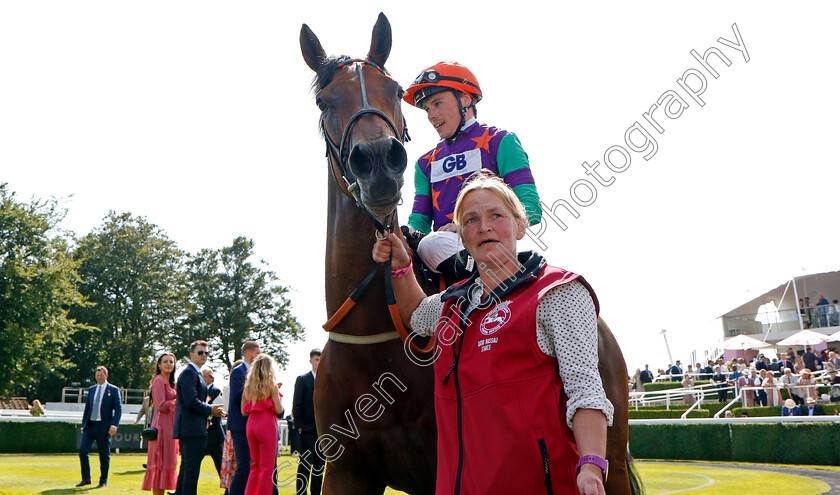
(403, 62, 483, 108)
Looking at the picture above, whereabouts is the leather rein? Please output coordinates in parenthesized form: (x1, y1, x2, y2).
(320, 59, 434, 354)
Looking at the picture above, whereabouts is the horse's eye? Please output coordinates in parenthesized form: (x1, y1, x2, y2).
(316, 98, 327, 111)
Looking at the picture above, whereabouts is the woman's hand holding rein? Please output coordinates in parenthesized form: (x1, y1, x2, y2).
(372, 232, 411, 270)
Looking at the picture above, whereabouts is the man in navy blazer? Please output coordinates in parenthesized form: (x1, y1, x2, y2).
(174, 340, 224, 495)
(202, 368, 225, 480)
(293, 348, 323, 495)
(76, 366, 122, 488)
(228, 340, 261, 495)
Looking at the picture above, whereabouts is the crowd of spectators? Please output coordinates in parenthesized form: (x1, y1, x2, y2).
(632, 346, 840, 409)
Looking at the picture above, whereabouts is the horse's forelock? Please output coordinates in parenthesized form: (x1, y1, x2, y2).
(311, 55, 352, 95)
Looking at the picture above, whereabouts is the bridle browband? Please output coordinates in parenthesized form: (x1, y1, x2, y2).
(318, 59, 434, 354)
(321, 58, 410, 233)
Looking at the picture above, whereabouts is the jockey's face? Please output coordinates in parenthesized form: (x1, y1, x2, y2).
(420, 90, 473, 139)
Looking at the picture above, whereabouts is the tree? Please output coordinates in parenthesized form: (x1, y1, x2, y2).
(68, 212, 188, 390)
(0, 183, 85, 399)
(179, 236, 304, 370)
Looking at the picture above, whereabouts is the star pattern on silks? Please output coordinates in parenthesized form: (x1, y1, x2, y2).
(471, 128, 493, 153)
(431, 186, 442, 212)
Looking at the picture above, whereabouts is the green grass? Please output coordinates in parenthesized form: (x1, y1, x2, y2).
(636, 462, 830, 495)
(0, 455, 832, 495)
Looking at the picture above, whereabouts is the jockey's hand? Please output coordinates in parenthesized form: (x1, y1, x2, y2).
(372, 233, 411, 270)
(577, 465, 606, 495)
(438, 222, 458, 233)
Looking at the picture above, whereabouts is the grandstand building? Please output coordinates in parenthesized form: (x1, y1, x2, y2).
(719, 270, 840, 360)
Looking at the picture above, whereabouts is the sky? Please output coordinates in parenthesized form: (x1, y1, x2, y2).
(3, 1, 840, 395)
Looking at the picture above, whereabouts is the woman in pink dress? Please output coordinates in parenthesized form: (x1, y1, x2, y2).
(242, 354, 284, 495)
(142, 352, 179, 494)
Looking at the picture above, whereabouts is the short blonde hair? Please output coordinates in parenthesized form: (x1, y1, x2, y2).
(453, 170, 527, 229)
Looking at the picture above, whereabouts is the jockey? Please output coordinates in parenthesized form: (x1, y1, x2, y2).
(403, 62, 542, 284)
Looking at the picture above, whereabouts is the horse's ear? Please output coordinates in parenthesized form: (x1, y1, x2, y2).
(300, 23, 327, 72)
(367, 12, 391, 67)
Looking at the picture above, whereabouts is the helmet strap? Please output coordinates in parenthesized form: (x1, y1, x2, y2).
(445, 91, 469, 142)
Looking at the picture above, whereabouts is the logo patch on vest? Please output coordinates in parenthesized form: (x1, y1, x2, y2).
(429, 148, 482, 183)
(480, 301, 512, 336)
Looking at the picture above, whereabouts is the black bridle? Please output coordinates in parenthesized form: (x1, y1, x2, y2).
(320, 58, 410, 234)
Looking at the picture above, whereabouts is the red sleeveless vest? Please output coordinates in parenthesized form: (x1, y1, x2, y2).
(433, 265, 598, 495)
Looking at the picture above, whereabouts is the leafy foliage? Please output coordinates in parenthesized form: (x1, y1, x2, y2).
(68, 212, 188, 390)
(179, 236, 304, 370)
(0, 184, 85, 399)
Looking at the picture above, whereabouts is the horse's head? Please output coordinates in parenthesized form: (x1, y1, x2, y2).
(301, 13, 409, 219)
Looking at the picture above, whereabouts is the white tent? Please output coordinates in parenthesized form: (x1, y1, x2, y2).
(721, 334, 771, 350)
(776, 329, 836, 347)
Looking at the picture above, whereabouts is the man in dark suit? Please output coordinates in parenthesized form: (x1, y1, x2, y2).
(670, 361, 683, 382)
(174, 340, 224, 495)
(804, 397, 825, 416)
(228, 340, 261, 495)
(202, 368, 225, 481)
(640, 364, 653, 384)
(76, 366, 122, 488)
(712, 366, 729, 402)
(803, 346, 821, 372)
(293, 348, 323, 495)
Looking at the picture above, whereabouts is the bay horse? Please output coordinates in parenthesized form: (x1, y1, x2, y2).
(300, 13, 641, 495)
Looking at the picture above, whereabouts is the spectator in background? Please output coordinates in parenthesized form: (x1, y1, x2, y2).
(800, 298, 811, 328)
(829, 350, 840, 370)
(670, 361, 683, 382)
(762, 369, 781, 407)
(229, 341, 262, 495)
(640, 364, 654, 384)
(803, 347, 821, 372)
(799, 369, 819, 402)
(631, 369, 644, 393)
(242, 354, 284, 495)
(202, 368, 225, 482)
(833, 300, 840, 326)
(824, 369, 840, 403)
(173, 341, 224, 495)
(816, 294, 830, 327)
(795, 355, 806, 373)
(778, 354, 795, 375)
(754, 355, 768, 372)
(142, 353, 178, 495)
(728, 366, 743, 397)
(768, 358, 781, 375)
(753, 369, 768, 407)
(782, 398, 801, 417)
(135, 395, 153, 429)
(804, 297, 813, 328)
(712, 366, 728, 402)
(681, 373, 695, 405)
(738, 371, 755, 407)
(29, 399, 46, 417)
(804, 397, 825, 416)
(703, 361, 715, 381)
(77, 366, 121, 488)
(780, 368, 803, 406)
(294, 348, 324, 495)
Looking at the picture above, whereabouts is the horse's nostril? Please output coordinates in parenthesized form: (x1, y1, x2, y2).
(386, 138, 407, 175)
(349, 143, 374, 179)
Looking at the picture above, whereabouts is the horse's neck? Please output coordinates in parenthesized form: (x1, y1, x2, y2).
(324, 182, 392, 320)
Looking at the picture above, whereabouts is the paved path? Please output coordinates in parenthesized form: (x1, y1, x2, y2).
(642, 461, 840, 493)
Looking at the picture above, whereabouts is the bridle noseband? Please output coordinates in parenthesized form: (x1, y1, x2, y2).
(318, 59, 434, 354)
(321, 59, 410, 233)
